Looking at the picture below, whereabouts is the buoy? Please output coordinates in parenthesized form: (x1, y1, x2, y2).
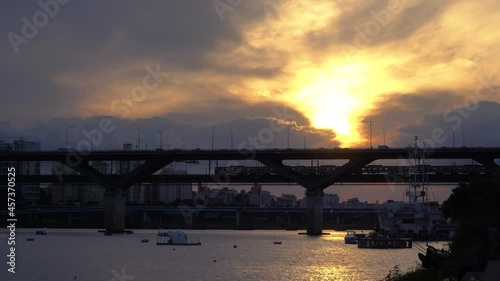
(233, 245, 237, 248)
(213, 260, 216, 262)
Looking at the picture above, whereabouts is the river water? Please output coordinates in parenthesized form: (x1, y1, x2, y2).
(0, 229, 436, 281)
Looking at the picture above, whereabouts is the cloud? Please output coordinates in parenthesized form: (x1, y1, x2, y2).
(365, 98, 500, 148)
(0, 108, 338, 151)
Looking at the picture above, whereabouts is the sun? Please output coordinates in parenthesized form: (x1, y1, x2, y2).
(290, 65, 372, 147)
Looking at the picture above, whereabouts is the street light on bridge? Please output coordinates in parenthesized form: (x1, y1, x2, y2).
(65, 125, 72, 148)
(382, 127, 385, 146)
(158, 130, 163, 149)
(363, 120, 372, 149)
(229, 129, 233, 150)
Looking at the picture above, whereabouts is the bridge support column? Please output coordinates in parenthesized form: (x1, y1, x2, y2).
(104, 187, 126, 233)
(306, 188, 323, 235)
(235, 211, 240, 229)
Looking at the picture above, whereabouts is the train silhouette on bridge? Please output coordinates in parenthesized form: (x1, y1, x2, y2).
(215, 164, 491, 177)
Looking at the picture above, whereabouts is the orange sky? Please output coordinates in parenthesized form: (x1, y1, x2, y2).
(3, 0, 500, 148)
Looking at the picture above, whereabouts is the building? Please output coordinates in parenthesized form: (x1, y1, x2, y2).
(279, 193, 298, 207)
(0, 139, 41, 205)
(48, 156, 106, 206)
(215, 187, 238, 205)
(157, 167, 192, 204)
(323, 193, 340, 208)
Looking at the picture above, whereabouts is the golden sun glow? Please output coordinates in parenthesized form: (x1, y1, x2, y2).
(201, 0, 500, 147)
(69, 0, 500, 148)
(292, 69, 367, 146)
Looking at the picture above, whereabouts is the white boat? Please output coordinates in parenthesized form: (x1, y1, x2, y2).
(156, 230, 201, 246)
(344, 230, 366, 244)
(377, 137, 458, 240)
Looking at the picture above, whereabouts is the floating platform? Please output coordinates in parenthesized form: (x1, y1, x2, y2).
(357, 238, 412, 249)
(156, 230, 201, 246)
(98, 229, 134, 234)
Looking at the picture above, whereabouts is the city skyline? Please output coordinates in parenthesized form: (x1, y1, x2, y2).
(1, 1, 500, 204)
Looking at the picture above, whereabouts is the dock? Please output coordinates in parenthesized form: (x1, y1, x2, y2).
(358, 238, 412, 249)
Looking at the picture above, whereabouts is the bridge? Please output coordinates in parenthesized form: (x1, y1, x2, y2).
(1, 147, 499, 235)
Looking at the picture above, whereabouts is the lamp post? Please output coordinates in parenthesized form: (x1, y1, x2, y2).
(229, 129, 233, 150)
(65, 126, 71, 148)
(211, 125, 215, 150)
(364, 120, 372, 148)
(287, 124, 290, 148)
(369, 120, 372, 149)
(303, 130, 307, 149)
(452, 129, 455, 148)
(138, 129, 141, 150)
(382, 127, 385, 146)
(208, 125, 215, 174)
(461, 125, 465, 147)
(158, 130, 163, 149)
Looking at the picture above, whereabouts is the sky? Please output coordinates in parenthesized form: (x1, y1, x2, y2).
(1, 0, 500, 202)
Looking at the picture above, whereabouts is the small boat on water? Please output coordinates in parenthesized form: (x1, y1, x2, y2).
(141, 239, 149, 243)
(344, 230, 367, 244)
(156, 230, 201, 246)
(35, 229, 47, 235)
(273, 237, 282, 244)
(26, 238, 35, 241)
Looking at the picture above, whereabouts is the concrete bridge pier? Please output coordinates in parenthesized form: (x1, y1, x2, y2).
(104, 187, 126, 233)
(306, 188, 324, 235)
(235, 211, 240, 229)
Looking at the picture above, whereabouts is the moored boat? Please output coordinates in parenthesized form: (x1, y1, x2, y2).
(344, 230, 367, 244)
(377, 137, 458, 241)
(156, 230, 201, 246)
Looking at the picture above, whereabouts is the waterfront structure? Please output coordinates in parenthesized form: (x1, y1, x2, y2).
(0, 139, 41, 205)
(377, 137, 456, 240)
